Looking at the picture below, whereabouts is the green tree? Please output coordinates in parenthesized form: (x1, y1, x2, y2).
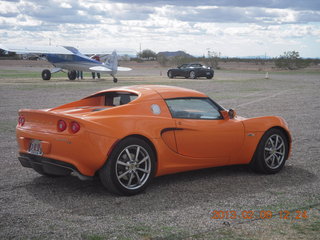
(138, 49, 157, 60)
(275, 51, 309, 70)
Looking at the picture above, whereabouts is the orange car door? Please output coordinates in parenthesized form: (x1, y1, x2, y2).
(174, 118, 244, 160)
(165, 97, 244, 162)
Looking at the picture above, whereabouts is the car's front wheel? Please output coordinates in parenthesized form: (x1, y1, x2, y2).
(250, 128, 289, 174)
(99, 137, 156, 195)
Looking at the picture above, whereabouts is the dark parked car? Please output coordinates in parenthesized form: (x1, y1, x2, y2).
(167, 63, 214, 79)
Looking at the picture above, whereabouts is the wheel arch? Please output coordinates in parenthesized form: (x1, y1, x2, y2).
(267, 126, 292, 159)
(242, 116, 291, 153)
(249, 126, 291, 173)
(237, 122, 292, 165)
(250, 125, 292, 164)
(118, 134, 158, 163)
(96, 134, 158, 176)
(98, 134, 158, 195)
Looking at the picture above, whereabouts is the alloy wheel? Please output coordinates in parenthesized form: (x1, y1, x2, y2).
(115, 145, 151, 190)
(264, 134, 286, 169)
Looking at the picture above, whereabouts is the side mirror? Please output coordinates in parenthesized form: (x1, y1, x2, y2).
(220, 110, 229, 120)
(220, 109, 236, 120)
(228, 109, 236, 119)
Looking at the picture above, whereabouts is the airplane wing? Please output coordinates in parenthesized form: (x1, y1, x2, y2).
(89, 66, 112, 72)
(117, 67, 132, 71)
(0, 44, 73, 55)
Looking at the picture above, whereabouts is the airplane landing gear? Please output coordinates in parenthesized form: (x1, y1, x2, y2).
(111, 74, 118, 83)
(68, 70, 77, 80)
(42, 69, 51, 80)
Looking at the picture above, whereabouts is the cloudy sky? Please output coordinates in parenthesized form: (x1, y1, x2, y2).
(0, 0, 319, 57)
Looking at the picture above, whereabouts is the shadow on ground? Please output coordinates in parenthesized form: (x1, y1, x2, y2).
(25, 164, 316, 217)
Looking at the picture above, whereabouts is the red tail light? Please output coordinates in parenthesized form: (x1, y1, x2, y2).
(18, 115, 25, 126)
(57, 120, 67, 132)
(70, 121, 80, 134)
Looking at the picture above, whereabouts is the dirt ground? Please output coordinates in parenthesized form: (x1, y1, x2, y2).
(0, 60, 319, 239)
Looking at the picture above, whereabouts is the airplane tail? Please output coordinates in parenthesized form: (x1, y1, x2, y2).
(104, 51, 118, 72)
(103, 51, 132, 72)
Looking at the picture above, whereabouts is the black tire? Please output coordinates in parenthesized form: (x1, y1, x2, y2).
(113, 78, 118, 83)
(250, 128, 289, 174)
(42, 69, 51, 80)
(206, 75, 213, 79)
(68, 70, 77, 80)
(99, 137, 156, 196)
(189, 71, 196, 79)
(167, 70, 174, 78)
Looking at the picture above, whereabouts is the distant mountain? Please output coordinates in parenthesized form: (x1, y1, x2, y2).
(157, 51, 193, 58)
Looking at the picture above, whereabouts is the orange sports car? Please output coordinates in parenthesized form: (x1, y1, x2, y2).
(16, 85, 291, 195)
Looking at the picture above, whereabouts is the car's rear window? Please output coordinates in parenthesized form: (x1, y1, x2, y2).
(104, 92, 138, 106)
(86, 91, 138, 106)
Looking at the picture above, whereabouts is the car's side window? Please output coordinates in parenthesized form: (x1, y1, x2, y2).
(165, 98, 222, 120)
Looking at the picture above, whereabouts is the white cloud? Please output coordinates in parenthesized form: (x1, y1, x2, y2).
(0, 0, 319, 57)
(59, 2, 72, 8)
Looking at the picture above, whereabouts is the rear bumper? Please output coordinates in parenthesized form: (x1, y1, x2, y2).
(19, 152, 81, 177)
(16, 127, 117, 176)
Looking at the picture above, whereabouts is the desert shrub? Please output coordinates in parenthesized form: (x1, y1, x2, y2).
(138, 49, 157, 60)
(275, 51, 309, 70)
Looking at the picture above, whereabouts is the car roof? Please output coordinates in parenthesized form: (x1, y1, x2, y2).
(186, 63, 202, 65)
(87, 85, 207, 101)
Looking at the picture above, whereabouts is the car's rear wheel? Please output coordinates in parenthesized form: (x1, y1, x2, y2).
(168, 70, 174, 78)
(250, 128, 288, 174)
(99, 137, 156, 195)
(189, 71, 196, 79)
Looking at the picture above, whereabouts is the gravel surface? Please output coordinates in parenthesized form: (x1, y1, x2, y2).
(0, 65, 319, 239)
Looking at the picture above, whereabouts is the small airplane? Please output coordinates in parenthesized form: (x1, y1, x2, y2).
(0, 44, 132, 83)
